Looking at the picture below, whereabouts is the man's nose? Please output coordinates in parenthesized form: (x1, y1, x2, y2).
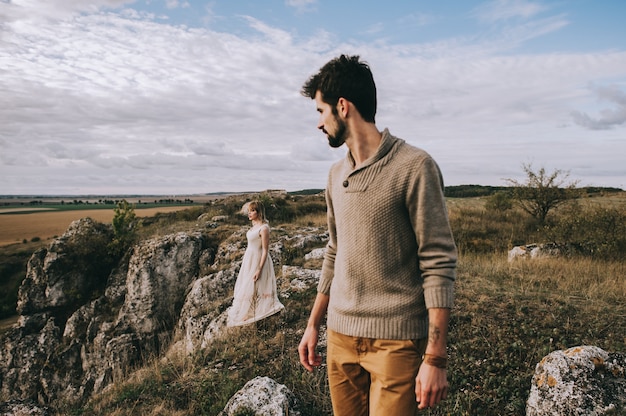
(316, 114, 324, 130)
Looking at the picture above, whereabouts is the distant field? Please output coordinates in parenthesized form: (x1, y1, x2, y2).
(0, 206, 194, 247)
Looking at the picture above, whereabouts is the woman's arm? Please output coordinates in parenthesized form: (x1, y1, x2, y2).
(253, 224, 270, 281)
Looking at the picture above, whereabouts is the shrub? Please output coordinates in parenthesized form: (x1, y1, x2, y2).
(485, 191, 513, 212)
(505, 164, 581, 223)
(108, 200, 138, 257)
(545, 203, 626, 260)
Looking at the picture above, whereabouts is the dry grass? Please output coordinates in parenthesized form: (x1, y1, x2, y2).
(445, 253, 626, 415)
(68, 251, 626, 416)
(5, 192, 625, 415)
(290, 211, 327, 228)
(461, 252, 626, 303)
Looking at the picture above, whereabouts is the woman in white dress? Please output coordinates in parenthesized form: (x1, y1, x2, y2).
(227, 200, 284, 327)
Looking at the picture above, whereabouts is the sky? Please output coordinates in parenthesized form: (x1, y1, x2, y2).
(1, 0, 625, 196)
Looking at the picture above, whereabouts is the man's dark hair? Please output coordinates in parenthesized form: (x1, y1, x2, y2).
(301, 54, 377, 123)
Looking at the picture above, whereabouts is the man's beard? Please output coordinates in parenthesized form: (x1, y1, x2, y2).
(327, 116, 347, 148)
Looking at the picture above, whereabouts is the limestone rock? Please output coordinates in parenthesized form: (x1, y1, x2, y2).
(16, 218, 114, 315)
(117, 231, 204, 335)
(282, 228, 328, 249)
(0, 226, 207, 409)
(171, 269, 237, 354)
(282, 266, 320, 295)
(212, 228, 247, 265)
(0, 400, 50, 416)
(526, 345, 626, 415)
(508, 242, 589, 262)
(218, 376, 301, 416)
(304, 247, 325, 260)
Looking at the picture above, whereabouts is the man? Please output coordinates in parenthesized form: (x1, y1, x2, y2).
(297, 55, 457, 415)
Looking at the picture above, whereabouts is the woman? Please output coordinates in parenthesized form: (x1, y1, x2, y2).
(227, 200, 284, 327)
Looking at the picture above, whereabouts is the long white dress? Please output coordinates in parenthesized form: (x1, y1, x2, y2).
(227, 223, 284, 326)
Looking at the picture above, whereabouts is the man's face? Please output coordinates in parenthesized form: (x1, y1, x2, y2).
(314, 91, 347, 148)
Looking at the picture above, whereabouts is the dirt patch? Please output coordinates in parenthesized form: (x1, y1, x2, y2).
(0, 207, 194, 247)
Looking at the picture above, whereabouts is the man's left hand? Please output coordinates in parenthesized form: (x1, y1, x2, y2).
(415, 363, 449, 409)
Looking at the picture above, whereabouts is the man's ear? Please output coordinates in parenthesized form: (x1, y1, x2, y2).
(337, 97, 349, 117)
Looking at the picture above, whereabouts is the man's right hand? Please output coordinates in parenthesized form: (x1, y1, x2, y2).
(298, 326, 322, 371)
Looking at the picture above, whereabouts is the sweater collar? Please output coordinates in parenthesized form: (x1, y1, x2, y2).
(347, 128, 401, 171)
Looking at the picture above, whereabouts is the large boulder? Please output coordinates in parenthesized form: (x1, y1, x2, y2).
(526, 345, 626, 415)
(171, 269, 237, 354)
(16, 218, 114, 315)
(218, 376, 301, 416)
(117, 232, 204, 335)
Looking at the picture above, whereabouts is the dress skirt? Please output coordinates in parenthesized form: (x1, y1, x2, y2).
(227, 224, 284, 326)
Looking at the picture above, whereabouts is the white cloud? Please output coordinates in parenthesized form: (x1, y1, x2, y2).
(285, 0, 317, 14)
(166, 0, 190, 9)
(0, 0, 134, 23)
(473, 0, 547, 22)
(571, 84, 626, 130)
(242, 15, 294, 46)
(0, 1, 625, 194)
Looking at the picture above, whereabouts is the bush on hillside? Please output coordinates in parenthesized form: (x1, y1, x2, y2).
(545, 203, 626, 260)
(505, 164, 581, 224)
(485, 191, 513, 212)
(108, 200, 138, 257)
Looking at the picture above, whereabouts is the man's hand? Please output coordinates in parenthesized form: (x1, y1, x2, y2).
(416, 307, 451, 409)
(298, 293, 329, 371)
(415, 362, 449, 409)
(298, 326, 322, 372)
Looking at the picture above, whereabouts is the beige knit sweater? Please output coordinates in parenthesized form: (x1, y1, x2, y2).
(319, 129, 457, 340)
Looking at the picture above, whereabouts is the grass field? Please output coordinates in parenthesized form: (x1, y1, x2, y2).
(0, 206, 194, 247)
(1, 190, 624, 415)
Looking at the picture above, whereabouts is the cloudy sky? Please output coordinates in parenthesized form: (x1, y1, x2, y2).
(1, 0, 625, 195)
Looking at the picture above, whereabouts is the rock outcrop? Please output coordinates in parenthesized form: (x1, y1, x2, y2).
(526, 345, 626, 415)
(0, 217, 328, 412)
(16, 218, 114, 316)
(170, 269, 237, 354)
(0, 219, 209, 408)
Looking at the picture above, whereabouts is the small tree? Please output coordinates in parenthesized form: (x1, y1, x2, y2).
(505, 164, 580, 224)
(109, 199, 137, 257)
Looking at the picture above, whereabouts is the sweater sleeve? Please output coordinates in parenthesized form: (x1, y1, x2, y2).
(318, 175, 337, 295)
(407, 155, 457, 309)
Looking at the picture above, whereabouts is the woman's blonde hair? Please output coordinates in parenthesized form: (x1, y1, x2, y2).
(246, 200, 268, 223)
